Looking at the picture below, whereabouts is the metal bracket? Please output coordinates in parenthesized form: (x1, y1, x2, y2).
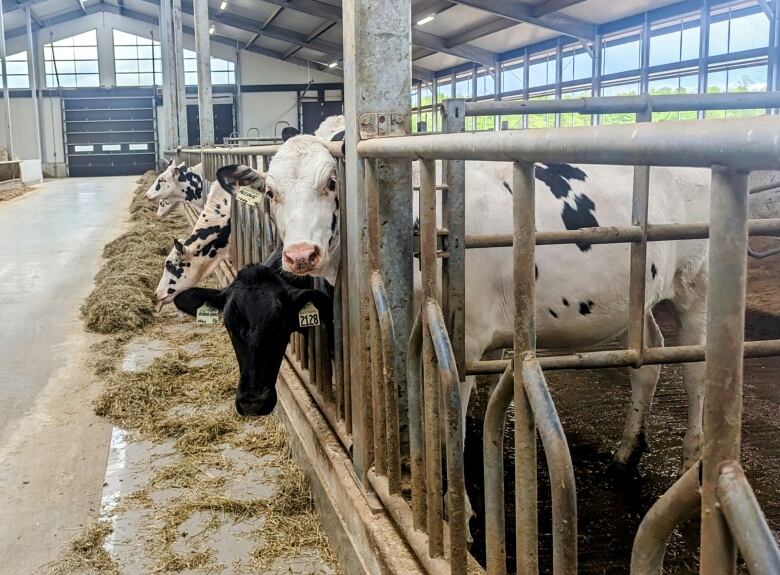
(358, 112, 408, 139)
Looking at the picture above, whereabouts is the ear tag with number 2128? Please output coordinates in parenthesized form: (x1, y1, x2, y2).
(196, 303, 221, 325)
(298, 302, 320, 328)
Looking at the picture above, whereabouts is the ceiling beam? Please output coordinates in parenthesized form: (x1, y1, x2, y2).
(1, 0, 47, 14)
(412, 66, 434, 82)
(532, 0, 588, 17)
(412, 0, 454, 21)
(258, 0, 340, 22)
(243, 5, 282, 50)
(77, 0, 87, 15)
(413, 28, 496, 67)
(444, 16, 516, 48)
(452, 0, 594, 40)
(283, 21, 336, 61)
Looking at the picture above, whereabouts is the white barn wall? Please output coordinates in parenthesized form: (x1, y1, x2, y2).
(0, 12, 341, 174)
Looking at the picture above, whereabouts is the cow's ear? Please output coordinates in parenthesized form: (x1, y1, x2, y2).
(173, 238, 185, 255)
(281, 127, 300, 142)
(216, 164, 265, 194)
(173, 287, 227, 316)
(177, 161, 186, 169)
(286, 288, 332, 332)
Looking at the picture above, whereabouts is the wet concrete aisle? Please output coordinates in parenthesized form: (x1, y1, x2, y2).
(0, 177, 136, 574)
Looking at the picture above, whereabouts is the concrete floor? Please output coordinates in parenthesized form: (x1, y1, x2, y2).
(0, 177, 136, 574)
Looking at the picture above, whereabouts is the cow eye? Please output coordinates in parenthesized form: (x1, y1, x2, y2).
(327, 178, 336, 192)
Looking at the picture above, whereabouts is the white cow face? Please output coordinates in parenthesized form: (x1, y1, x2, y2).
(265, 135, 340, 284)
(146, 161, 187, 201)
(157, 198, 177, 217)
(154, 239, 201, 308)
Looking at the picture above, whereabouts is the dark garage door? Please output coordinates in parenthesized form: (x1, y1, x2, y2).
(63, 88, 157, 177)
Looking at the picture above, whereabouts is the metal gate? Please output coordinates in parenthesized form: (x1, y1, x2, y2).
(178, 91, 780, 575)
(63, 87, 158, 177)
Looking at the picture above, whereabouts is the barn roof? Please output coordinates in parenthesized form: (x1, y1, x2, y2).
(0, 0, 697, 80)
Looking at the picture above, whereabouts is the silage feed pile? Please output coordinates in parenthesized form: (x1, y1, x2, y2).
(43, 173, 338, 574)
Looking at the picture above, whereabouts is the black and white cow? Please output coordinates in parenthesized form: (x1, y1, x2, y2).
(154, 165, 262, 308)
(173, 250, 332, 415)
(146, 161, 207, 217)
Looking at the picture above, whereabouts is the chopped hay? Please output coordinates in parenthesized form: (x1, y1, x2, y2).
(80, 171, 189, 334)
(40, 520, 119, 575)
(0, 184, 31, 203)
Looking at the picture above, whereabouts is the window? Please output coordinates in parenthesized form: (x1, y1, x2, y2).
(649, 74, 699, 121)
(649, 17, 700, 67)
(561, 45, 592, 83)
(455, 74, 471, 99)
(44, 30, 99, 87)
(113, 30, 162, 86)
(501, 61, 523, 93)
(73, 145, 94, 152)
(707, 64, 768, 117)
(4, 51, 29, 89)
(129, 143, 149, 151)
(183, 49, 235, 85)
(602, 30, 641, 75)
(528, 53, 555, 88)
(601, 82, 640, 124)
(709, 3, 770, 57)
(102, 144, 121, 151)
(527, 94, 554, 128)
(436, 81, 452, 101)
(476, 69, 495, 97)
(560, 88, 592, 127)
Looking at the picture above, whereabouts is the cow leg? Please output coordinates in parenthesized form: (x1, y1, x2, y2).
(671, 292, 707, 472)
(613, 311, 664, 469)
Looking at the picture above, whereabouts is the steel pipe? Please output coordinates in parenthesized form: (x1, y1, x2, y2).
(464, 218, 780, 249)
(465, 338, 780, 374)
(371, 272, 402, 494)
(700, 168, 749, 575)
(426, 299, 467, 575)
(513, 161, 540, 575)
(521, 358, 577, 575)
(464, 92, 780, 117)
(483, 365, 514, 575)
(406, 309, 427, 530)
(356, 116, 780, 170)
(717, 461, 780, 575)
(630, 461, 701, 575)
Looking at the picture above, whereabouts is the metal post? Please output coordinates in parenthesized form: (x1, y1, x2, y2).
(342, 0, 412, 484)
(593, 32, 602, 124)
(700, 167, 749, 575)
(698, 0, 711, 119)
(640, 14, 651, 95)
(0, 1, 15, 158)
(160, 0, 178, 154)
(555, 40, 563, 128)
(440, 98, 466, 378)
(172, 0, 188, 145)
(25, 9, 42, 160)
(522, 48, 530, 129)
(193, 0, 214, 145)
(513, 160, 539, 575)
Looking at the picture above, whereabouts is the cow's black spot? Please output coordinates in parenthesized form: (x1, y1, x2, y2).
(502, 181, 512, 194)
(579, 300, 593, 315)
(334, 196, 339, 211)
(535, 163, 587, 199)
(167, 288, 176, 294)
(331, 130, 345, 141)
(535, 265, 538, 280)
(155, 180, 162, 191)
(169, 279, 176, 285)
(651, 263, 658, 279)
(177, 170, 203, 201)
(330, 212, 337, 233)
(562, 297, 569, 306)
(549, 308, 558, 318)
(561, 193, 599, 252)
(184, 221, 231, 259)
(166, 260, 184, 278)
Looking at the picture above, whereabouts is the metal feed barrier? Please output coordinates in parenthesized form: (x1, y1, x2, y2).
(177, 91, 780, 575)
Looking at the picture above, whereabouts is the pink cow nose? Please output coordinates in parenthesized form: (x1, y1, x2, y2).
(283, 243, 321, 274)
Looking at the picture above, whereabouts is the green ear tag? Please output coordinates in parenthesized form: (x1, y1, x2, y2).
(196, 303, 221, 325)
(236, 186, 264, 206)
(298, 302, 320, 328)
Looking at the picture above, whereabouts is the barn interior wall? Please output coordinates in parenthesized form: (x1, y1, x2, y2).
(0, 11, 342, 174)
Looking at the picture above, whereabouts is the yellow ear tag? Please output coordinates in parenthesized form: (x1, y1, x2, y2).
(196, 303, 221, 325)
(298, 302, 320, 328)
(236, 186, 264, 206)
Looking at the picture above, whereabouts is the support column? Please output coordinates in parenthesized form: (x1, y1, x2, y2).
(343, 0, 413, 483)
(160, 0, 177, 156)
(193, 0, 214, 146)
(26, 8, 42, 160)
(0, 1, 15, 158)
(172, 0, 188, 144)
(698, 0, 711, 119)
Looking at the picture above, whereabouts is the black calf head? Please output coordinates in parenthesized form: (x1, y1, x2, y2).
(173, 263, 331, 416)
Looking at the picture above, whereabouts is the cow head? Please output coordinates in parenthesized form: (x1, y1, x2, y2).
(173, 264, 331, 416)
(146, 160, 183, 200)
(146, 161, 203, 206)
(265, 134, 340, 284)
(154, 237, 209, 309)
(157, 198, 177, 217)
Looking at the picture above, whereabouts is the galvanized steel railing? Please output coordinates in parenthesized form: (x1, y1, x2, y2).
(178, 101, 780, 575)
